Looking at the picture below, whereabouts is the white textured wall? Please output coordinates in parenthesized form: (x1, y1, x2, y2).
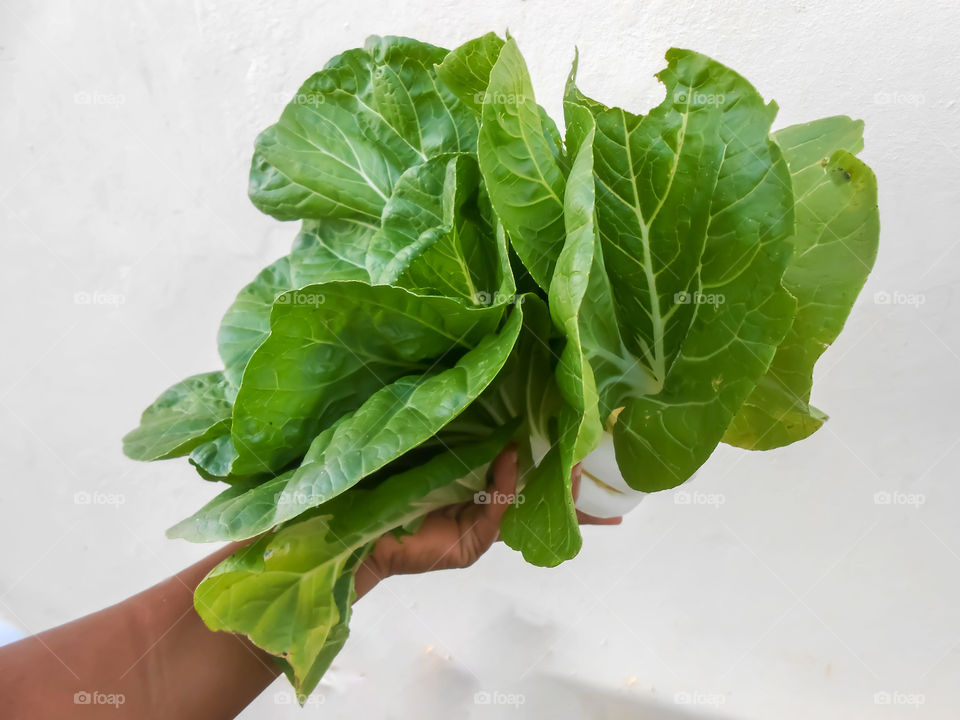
(2, 1, 958, 718)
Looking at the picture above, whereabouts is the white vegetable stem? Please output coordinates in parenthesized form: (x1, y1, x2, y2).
(528, 432, 648, 519)
(576, 432, 647, 518)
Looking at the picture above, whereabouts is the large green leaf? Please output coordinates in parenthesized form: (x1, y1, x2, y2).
(551, 98, 603, 461)
(492, 295, 581, 566)
(188, 434, 245, 480)
(218, 219, 375, 388)
(499, 102, 611, 568)
(438, 293, 554, 453)
(438, 33, 565, 164)
(194, 428, 513, 693)
(365, 153, 500, 301)
(435, 32, 506, 113)
(229, 282, 504, 475)
(122, 372, 232, 461)
(277, 546, 367, 701)
(567, 50, 796, 491)
(477, 37, 567, 290)
(169, 307, 523, 541)
(194, 532, 353, 694)
(501, 431, 582, 567)
(561, 60, 644, 425)
(586, 54, 725, 384)
(609, 50, 796, 491)
(249, 36, 477, 222)
(724, 117, 879, 449)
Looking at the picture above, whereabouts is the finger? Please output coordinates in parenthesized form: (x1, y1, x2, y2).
(459, 444, 518, 551)
(576, 510, 623, 526)
(485, 443, 519, 524)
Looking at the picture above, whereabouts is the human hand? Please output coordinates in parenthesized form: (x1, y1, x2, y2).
(354, 445, 621, 596)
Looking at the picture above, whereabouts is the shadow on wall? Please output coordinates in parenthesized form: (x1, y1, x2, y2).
(512, 675, 736, 720)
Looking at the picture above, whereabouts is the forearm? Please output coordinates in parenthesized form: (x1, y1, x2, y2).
(0, 448, 528, 718)
(0, 543, 281, 720)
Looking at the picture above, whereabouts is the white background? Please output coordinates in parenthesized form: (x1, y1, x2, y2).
(2, 1, 958, 718)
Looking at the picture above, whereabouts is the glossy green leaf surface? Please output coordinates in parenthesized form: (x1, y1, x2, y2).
(614, 52, 795, 491)
(477, 38, 567, 290)
(498, 296, 582, 566)
(724, 117, 880, 449)
(249, 36, 476, 222)
(567, 50, 797, 491)
(230, 282, 504, 475)
(218, 220, 374, 387)
(586, 53, 725, 384)
(498, 103, 610, 567)
(123, 372, 232, 461)
(194, 427, 512, 692)
(435, 32, 506, 113)
(551, 99, 603, 461)
(366, 153, 500, 301)
(562, 63, 640, 424)
(169, 307, 522, 540)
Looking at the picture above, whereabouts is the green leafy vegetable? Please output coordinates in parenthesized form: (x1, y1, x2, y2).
(124, 33, 879, 695)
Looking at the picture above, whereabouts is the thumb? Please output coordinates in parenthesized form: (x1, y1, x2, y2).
(461, 444, 518, 550)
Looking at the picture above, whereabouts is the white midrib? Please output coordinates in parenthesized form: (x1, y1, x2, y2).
(620, 103, 690, 382)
